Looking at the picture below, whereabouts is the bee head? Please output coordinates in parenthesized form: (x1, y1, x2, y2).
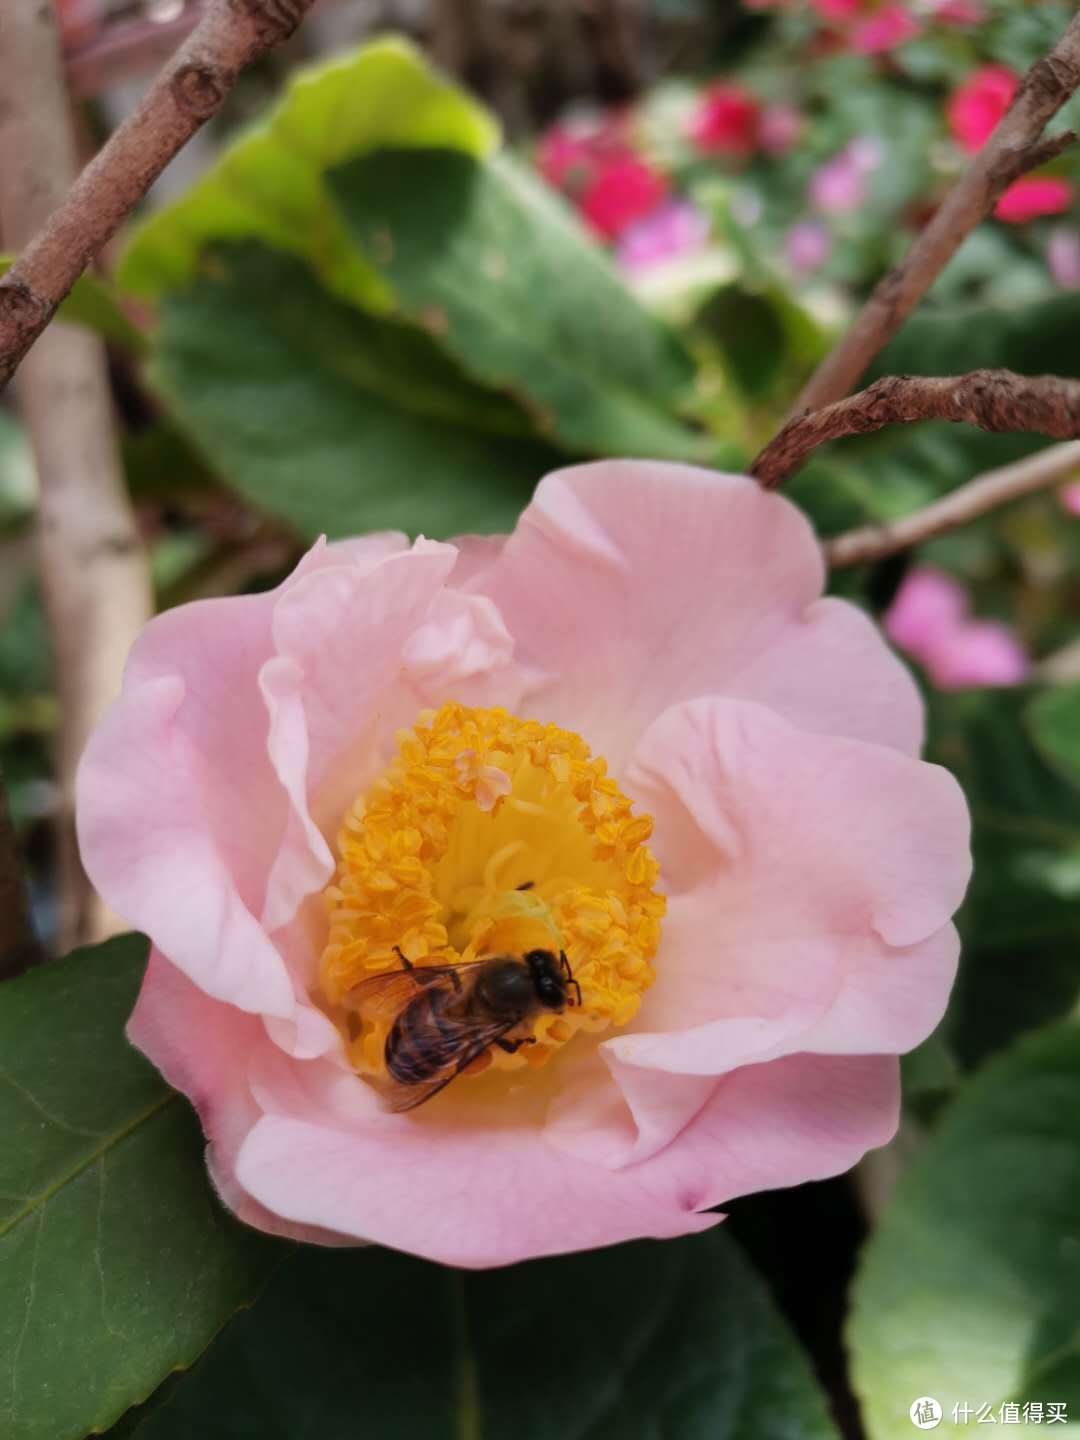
(524, 949, 568, 1009)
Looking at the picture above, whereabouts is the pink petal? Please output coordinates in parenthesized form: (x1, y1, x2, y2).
(618, 697, 970, 1074)
(473, 460, 919, 769)
(76, 590, 296, 1018)
(128, 950, 349, 1244)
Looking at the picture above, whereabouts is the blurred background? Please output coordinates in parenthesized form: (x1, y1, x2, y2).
(3, 2, 1080, 1433)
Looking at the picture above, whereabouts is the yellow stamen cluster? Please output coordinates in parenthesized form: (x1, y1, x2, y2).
(319, 702, 664, 1079)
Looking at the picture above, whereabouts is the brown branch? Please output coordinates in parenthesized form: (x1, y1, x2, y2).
(793, 10, 1080, 414)
(752, 370, 1080, 490)
(0, 0, 318, 392)
(0, 769, 43, 980)
(0, 0, 155, 948)
(823, 440, 1080, 569)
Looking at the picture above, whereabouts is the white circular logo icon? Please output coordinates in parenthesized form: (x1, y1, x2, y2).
(910, 1398, 943, 1430)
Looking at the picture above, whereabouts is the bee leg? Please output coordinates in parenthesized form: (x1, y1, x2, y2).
(495, 1037, 537, 1054)
(393, 946, 413, 970)
(516, 881, 534, 891)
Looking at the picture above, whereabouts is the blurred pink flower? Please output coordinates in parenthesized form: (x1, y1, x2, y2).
(810, 138, 882, 214)
(885, 567, 1029, 690)
(1048, 228, 1080, 289)
(53, 0, 104, 49)
(850, 3, 920, 53)
(760, 103, 805, 155)
(580, 154, 668, 239)
(616, 200, 710, 273)
(930, 0, 985, 24)
(1059, 483, 1080, 516)
(947, 65, 1017, 154)
(811, 0, 863, 19)
(785, 219, 832, 272)
(690, 85, 761, 157)
(994, 176, 1074, 225)
(77, 462, 970, 1267)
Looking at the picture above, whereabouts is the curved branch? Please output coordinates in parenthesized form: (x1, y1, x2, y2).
(0, 0, 318, 391)
(792, 9, 1080, 414)
(751, 370, 1080, 490)
(823, 440, 1080, 569)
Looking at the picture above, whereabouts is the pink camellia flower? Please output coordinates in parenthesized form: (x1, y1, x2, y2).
(994, 175, 1074, 225)
(615, 199, 710, 274)
(77, 463, 970, 1268)
(850, 2, 920, 53)
(690, 84, 761, 157)
(579, 154, 668, 240)
(885, 566, 1029, 690)
(947, 65, 1017, 154)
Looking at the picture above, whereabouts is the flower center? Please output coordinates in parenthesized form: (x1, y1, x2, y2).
(319, 702, 663, 1082)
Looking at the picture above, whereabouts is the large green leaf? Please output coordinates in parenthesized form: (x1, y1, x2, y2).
(870, 293, 1080, 381)
(152, 245, 560, 539)
(118, 38, 497, 313)
(1027, 682, 1080, 790)
(928, 689, 1080, 1069)
(0, 257, 146, 356)
(0, 935, 285, 1440)
(132, 1229, 838, 1440)
(849, 1023, 1080, 1434)
(329, 148, 708, 460)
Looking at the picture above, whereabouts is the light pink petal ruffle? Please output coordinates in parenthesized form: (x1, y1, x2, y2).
(472, 461, 923, 767)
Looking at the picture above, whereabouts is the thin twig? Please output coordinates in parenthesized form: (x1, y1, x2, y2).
(0, 770, 43, 980)
(752, 370, 1080, 490)
(823, 440, 1080, 569)
(793, 10, 1080, 414)
(0, 0, 318, 391)
(0, 1, 154, 947)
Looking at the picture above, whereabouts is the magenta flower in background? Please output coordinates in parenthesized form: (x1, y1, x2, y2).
(850, 3, 920, 53)
(785, 219, 832, 272)
(810, 0, 862, 19)
(885, 567, 1030, 691)
(809, 137, 882, 214)
(760, 103, 804, 156)
(690, 84, 761, 157)
(1059, 483, 1080, 516)
(1048, 228, 1080, 289)
(579, 153, 668, 239)
(616, 200, 710, 274)
(994, 176, 1074, 225)
(929, 0, 984, 24)
(947, 65, 1017, 154)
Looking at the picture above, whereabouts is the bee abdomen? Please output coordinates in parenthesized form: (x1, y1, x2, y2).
(385, 995, 461, 1084)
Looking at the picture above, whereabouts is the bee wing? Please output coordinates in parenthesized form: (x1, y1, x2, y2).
(342, 959, 489, 1022)
(380, 1013, 522, 1114)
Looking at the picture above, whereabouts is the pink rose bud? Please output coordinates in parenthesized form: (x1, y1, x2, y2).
(579, 154, 668, 240)
(78, 464, 970, 1265)
(946, 65, 1018, 154)
(785, 219, 832, 272)
(994, 176, 1074, 225)
(850, 2, 921, 53)
(616, 200, 710, 274)
(690, 84, 761, 157)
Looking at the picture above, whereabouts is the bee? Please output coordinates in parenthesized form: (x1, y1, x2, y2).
(345, 947, 583, 1113)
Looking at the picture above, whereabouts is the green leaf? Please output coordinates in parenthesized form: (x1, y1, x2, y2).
(1027, 682, 1080, 791)
(849, 1023, 1080, 1434)
(928, 689, 1080, 1069)
(118, 38, 497, 313)
(0, 935, 285, 1440)
(152, 245, 559, 539)
(0, 256, 147, 357)
(133, 1230, 839, 1440)
(329, 148, 708, 460)
(870, 293, 1080, 381)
